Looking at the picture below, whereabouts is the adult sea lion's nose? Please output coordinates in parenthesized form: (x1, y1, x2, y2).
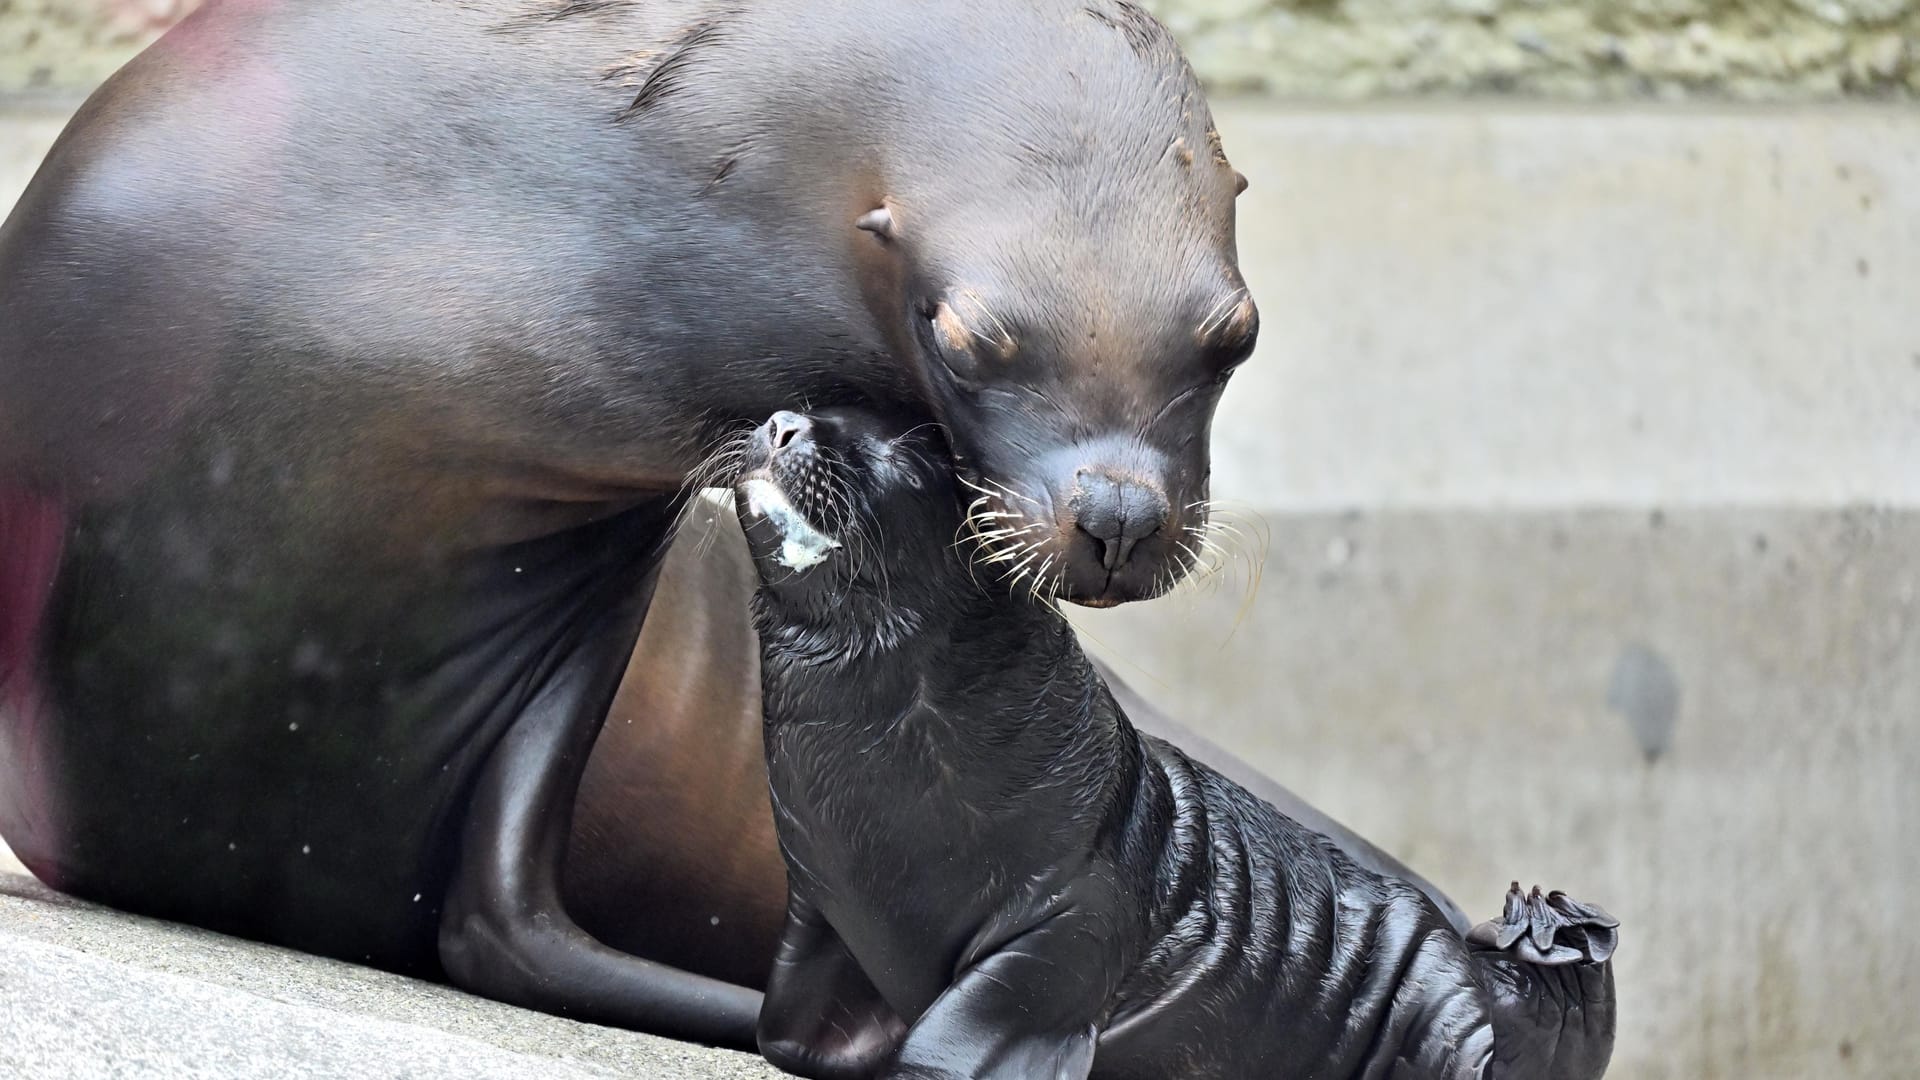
(1071, 470, 1167, 572)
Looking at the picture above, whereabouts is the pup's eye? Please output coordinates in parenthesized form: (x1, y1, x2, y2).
(903, 471, 923, 490)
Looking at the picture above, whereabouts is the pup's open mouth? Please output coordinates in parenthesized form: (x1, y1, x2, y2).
(738, 471, 841, 572)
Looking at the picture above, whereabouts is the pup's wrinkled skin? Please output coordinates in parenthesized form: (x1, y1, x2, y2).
(736, 409, 1619, 1080)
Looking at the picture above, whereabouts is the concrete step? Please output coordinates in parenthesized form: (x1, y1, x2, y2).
(0, 873, 776, 1080)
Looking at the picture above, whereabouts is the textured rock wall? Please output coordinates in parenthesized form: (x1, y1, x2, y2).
(0, 0, 195, 96)
(1142, 0, 1919, 99)
(2, 0, 1915, 100)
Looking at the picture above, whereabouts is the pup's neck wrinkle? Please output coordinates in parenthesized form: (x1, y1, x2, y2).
(763, 581, 1112, 757)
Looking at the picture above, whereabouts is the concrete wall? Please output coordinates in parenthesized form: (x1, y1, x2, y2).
(2, 0, 1918, 99)
(3, 81, 1917, 1080)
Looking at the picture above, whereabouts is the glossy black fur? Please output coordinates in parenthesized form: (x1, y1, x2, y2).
(739, 410, 1619, 1080)
(0, 0, 1250, 1048)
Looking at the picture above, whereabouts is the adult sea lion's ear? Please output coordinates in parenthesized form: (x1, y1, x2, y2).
(856, 207, 897, 240)
(1233, 171, 1249, 197)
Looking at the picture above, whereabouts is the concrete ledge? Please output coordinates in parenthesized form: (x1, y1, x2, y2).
(0, 873, 775, 1079)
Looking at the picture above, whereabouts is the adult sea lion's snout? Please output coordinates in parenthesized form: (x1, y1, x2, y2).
(1060, 444, 1177, 596)
(997, 438, 1185, 607)
(894, 269, 1257, 610)
(1073, 469, 1170, 573)
(956, 431, 1207, 608)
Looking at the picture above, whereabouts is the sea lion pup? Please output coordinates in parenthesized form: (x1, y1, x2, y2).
(731, 408, 1620, 1080)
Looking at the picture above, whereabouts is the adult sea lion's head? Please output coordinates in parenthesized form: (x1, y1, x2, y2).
(847, 0, 1258, 608)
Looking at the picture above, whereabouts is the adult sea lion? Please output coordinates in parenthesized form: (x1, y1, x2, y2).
(732, 407, 1620, 1079)
(0, 0, 1256, 1048)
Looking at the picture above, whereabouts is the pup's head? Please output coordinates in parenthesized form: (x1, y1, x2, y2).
(732, 408, 965, 635)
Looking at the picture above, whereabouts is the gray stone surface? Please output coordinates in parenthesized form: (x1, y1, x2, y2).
(1143, 0, 1920, 100)
(0, 873, 777, 1079)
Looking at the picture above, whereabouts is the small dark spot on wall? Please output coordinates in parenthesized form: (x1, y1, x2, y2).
(1839, 1039, 1854, 1060)
(1856, 257, 1870, 277)
(1649, 508, 1666, 530)
(1549, 527, 1569, 551)
(1607, 642, 1680, 763)
(1753, 533, 1769, 555)
(1836, 164, 1853, 181)
(1861, 194, 1874, 211)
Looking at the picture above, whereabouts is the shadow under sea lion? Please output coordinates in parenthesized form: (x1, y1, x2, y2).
(728, 407, 1619, 1080)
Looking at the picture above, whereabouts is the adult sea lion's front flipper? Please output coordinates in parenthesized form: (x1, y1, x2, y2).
(1467, 883, 1621, 1080)
(437, 497, 760, 1049)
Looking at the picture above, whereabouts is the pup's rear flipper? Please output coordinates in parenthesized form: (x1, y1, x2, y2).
(1467, 884, 1619, 1080)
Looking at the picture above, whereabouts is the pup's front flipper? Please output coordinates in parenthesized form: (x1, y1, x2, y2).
(758, 894, 907, 1079)
(882, 911, 1116, 1080)
(1467, 883, 1620, 1080)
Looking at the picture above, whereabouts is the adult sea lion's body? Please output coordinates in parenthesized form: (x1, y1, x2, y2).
(0, 0, 1257, 1047)
(731, 408, 1619, 1079)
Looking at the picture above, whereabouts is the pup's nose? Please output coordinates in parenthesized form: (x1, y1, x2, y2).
(1072, 471, 1168, 572)
(765, 411, 812, 453)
